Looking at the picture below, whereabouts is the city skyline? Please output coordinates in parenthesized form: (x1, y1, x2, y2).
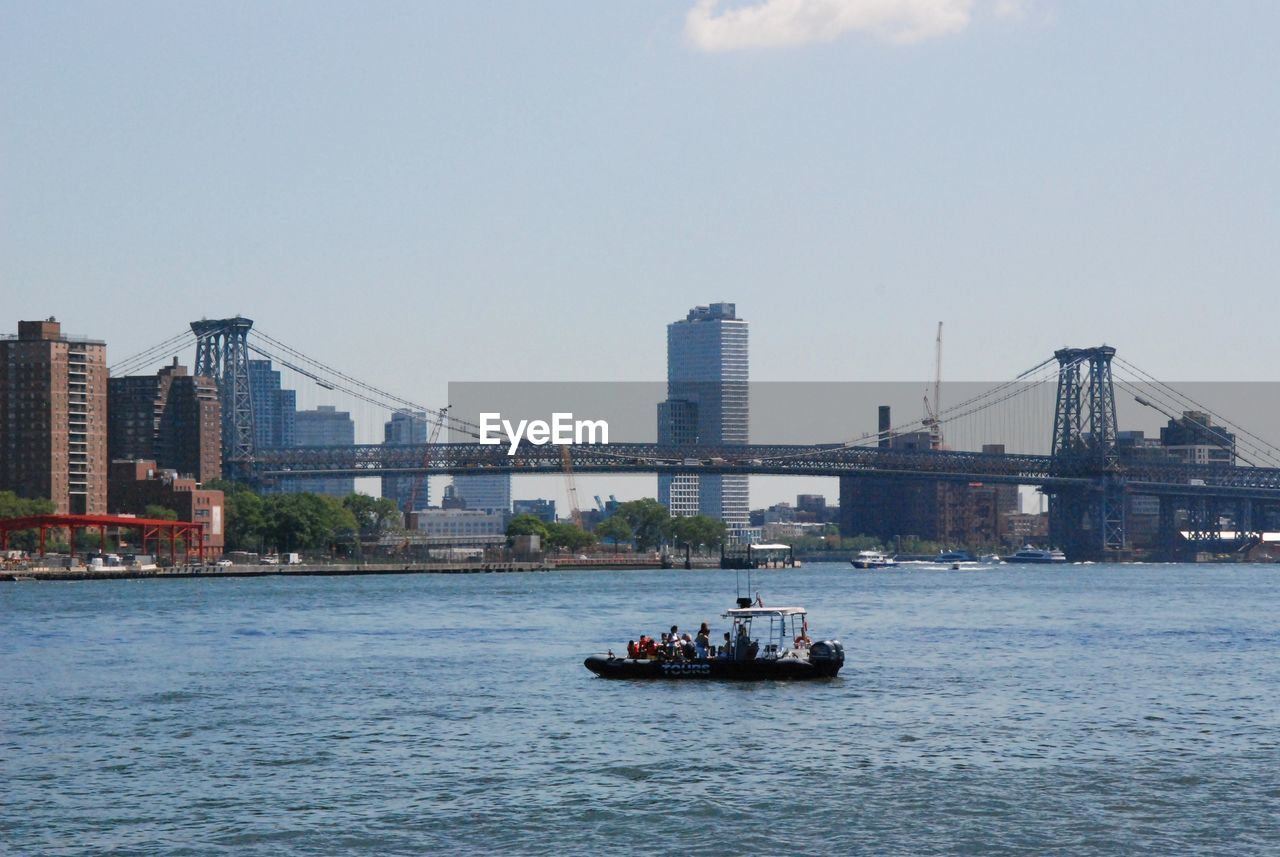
(16, 310, 1280, 515)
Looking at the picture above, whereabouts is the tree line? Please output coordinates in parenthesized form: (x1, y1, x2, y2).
(507, 498, 728, 554)
(207, 480, 402, 553)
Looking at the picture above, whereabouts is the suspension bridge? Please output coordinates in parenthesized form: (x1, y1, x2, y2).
(108, 317, 1280, 562)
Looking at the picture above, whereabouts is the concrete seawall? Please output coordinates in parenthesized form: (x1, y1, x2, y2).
(5, 561, 552, 582)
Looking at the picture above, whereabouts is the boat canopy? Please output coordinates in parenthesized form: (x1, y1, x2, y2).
(750, 543, 792, 551)
(722, 606, 807, 618)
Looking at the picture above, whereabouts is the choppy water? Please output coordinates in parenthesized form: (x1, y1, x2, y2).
(3, 563, 1280, 855)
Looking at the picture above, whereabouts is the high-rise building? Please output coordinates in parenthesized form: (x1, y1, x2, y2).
(0, 319, 108, 514)
(290, 405, 355, 497)
(108, 359, 221, 483)
(657, 302, 749, 534)
(382, 409, 430, 513)
(1160, 411, 1236, 465)
(247, 359, 296, 451)
(451, 474, 511, 515)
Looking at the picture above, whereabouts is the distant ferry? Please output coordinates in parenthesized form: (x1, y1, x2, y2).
(1002, 546, 1068, 564)
(850, 550, 897, 569)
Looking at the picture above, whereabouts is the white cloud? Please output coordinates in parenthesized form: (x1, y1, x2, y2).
(684, 0, 976, 51)
(992, 0, 1027, 21)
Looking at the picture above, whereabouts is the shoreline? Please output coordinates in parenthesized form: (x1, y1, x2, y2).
(3, 556, 725, 582)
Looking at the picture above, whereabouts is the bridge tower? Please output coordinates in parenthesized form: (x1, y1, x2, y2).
(1048, 346, 1126, 560)
(192, 317, 256, 473)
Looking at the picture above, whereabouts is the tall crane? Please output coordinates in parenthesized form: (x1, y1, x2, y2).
(923, 321, 944, 450)
(561, 445, 583, 528)
(405, 406, 449, 521)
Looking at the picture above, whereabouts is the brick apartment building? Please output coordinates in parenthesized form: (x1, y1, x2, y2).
(109, 460, 225, 556)
(0, 318, 109, 514)
(109, 358, 221, 483)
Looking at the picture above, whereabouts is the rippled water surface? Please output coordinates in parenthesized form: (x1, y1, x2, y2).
(4, 563, 1280, 855)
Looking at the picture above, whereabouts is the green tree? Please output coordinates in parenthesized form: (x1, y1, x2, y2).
(615, 498, 671, 551)
(544, 521, 596, 553)
(143, 504, 178, 521)
(264, 492, 358, 552)
(506, 514, 550, 541)
(0, 490, 54, 519)
(343, 493, 403, 537)
(670, 514, 727, 553)
(207, 479, 269, 552)
(0, 491, 56, 551)
(594, 516, 633, 553)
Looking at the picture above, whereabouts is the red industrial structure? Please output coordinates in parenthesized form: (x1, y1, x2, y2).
(0, 514, 206, 564)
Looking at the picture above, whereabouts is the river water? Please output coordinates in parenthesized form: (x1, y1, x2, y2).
(3, 563, 1279, 855)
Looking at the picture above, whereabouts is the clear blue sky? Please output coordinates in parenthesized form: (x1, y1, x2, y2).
(3, 0, 1277, 511)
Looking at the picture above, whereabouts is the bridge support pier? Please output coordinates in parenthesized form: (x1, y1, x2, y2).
(1048, 480, 1126, 563)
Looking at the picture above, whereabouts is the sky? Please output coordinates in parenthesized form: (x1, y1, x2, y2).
(3, 0, 1278, 505)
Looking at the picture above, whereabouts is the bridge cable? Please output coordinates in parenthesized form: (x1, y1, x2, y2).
(244, 341, 485, 440)
(1111, 376, 1270, 468)
(251, 327, 479, 435)
(108, 329, 199, 376)
(1113, 357, 1280, 467)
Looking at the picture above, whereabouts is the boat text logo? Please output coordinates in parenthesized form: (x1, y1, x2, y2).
(479, 413, 609, 456)
(661, 662, 711, 675)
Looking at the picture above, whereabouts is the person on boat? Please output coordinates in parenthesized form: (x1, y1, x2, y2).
(627, 639, 639, 659)
(695, 625, 711, 658)
(719, 631, 732, 657)
(680, 633, 696, 659)
(734, 624, 752, 660)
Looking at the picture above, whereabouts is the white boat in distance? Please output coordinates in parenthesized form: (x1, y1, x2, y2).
(1002, 545, 1068, 564)
(850, 550, 898, 569)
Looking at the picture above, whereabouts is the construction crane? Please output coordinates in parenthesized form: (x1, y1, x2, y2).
(405, 406, 449, 521)
(923, 321, 944, 450)
(561, 445, 583, 528)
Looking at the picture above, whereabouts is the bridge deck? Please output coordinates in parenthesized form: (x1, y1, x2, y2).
(249, 442, 1280, 496)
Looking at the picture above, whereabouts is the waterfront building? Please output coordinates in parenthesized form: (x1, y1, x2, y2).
(247, 359, 297, 451)
(382, 409, 430, 514)
(108, 359, 221, 484)
(452, 474, 511, 514)
(410, 508, 507, 541)
(108, 459, 225, 556)
(0, 319, 108, 514)
(840, 409, 1016, 546)
(290, 405, 355, 497)
(1000, 510, 1050, 546)
(513, 498, 556, 523)
(657, 302, 750, 537)
(762, 521, 828, 541)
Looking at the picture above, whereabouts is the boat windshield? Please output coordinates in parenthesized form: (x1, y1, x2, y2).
(721, 607, 809, 659)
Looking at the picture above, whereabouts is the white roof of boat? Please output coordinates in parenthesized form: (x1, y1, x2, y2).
(723, 606, 807, 617)
(749, 543, 792, 550)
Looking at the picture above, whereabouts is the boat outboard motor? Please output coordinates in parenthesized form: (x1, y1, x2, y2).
(808, 640, 845, 676)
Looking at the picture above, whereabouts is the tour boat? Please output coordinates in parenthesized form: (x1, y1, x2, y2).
(584, 603, 844, 681)
(850, 550, 897, 569)
(1002, 545, 1068, 564)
